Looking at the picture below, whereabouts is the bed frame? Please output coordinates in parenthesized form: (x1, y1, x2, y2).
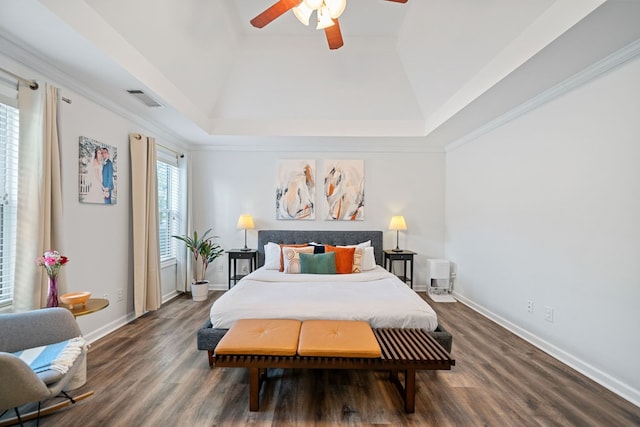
(197, 230, 453, 363)
(256, 229, 384, 267)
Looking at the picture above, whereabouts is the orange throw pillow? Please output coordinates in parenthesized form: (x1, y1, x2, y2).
(324, 246, 356, 274)
(279, 244, 309, 272)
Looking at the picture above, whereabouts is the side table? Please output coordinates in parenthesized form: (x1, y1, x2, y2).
(383, 250, 416, 289)
(60, 298, 109, 317)
(59, 298, 109, 389)
(227, 249, 257, 289)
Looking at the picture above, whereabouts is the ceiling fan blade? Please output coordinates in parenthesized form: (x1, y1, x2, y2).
(325, 19, 344, 50)
(250, 0, 301, 28)
(385, 0, 408, 3)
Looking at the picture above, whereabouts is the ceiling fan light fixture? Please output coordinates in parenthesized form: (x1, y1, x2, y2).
(292, 2, 313, 26)
(316, 6, 335, 29)
(325, 0, 346, 19)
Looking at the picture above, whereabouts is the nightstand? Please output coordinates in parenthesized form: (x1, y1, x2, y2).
(383, 250, 416, 288)
(227, 249, 257, 289)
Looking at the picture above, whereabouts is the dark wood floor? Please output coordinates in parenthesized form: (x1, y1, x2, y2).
(15, 292, 640, 426)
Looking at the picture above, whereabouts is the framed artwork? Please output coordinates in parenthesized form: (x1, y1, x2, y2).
(78, 136, 118, 205)
(324, 159, 364, 221)
(276, 159, 315, 220)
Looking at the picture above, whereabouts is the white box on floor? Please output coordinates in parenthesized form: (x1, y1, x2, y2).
(428, 259, 450, 279)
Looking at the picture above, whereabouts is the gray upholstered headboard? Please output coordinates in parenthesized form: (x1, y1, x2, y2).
(257, 230, 383, 267)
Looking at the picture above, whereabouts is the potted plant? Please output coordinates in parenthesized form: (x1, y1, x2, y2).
(172, 229, 224, 301)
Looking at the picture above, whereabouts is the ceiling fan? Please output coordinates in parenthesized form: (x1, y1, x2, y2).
(250, 0, 408, 50)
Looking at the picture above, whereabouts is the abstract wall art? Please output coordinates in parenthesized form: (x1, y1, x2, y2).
(324, 159, 364, 221)
(276, 159, 316, 220)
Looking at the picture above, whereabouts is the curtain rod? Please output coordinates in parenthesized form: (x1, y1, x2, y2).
(0, 66, 38, 90)
(0, 66, 72, 104)
(132, 133, 184, 158)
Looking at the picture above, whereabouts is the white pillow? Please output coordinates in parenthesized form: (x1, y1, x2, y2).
(263, 242, 281, 270)
(361, 247, 376, 271)
(282, 246, 314, 274)
(338, 240, 371, 248)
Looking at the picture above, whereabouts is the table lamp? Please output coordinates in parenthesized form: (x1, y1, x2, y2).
(237, 214, 255, 251)
(389, 216, 407, 252)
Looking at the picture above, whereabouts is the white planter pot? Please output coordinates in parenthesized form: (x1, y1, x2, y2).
(191, 281, 209, 301)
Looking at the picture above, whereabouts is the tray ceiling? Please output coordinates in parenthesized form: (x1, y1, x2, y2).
(1, 0, 639, 147)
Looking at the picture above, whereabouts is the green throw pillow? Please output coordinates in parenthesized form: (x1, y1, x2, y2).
(299, 252, 337, 274)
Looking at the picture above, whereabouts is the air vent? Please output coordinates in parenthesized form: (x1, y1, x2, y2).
(126, 89, 164, 108)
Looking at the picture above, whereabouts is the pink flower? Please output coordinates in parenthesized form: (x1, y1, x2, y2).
(35, 250, 69, 278)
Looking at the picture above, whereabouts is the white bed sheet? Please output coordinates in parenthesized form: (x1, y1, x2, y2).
(209, 266, 438, 331)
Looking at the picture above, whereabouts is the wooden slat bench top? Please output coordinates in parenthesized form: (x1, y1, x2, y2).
(213, 328, 455, 413)
(214, 328, 454, 369)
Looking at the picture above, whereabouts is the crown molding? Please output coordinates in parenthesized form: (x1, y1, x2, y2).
(445, 38, 640, 153)
(0, 34, 190, 151)
(187, 137, 444, 153)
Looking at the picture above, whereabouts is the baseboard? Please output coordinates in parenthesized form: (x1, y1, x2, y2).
(209, 283, 227, 291)
(453, 292, 640, 408)
(162, 290, 181, 304)
(83, 312, 136, 345)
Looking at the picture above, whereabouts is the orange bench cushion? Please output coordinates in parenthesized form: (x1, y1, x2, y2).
(297, 320, 382, 358)
(215, 319, 302, 356)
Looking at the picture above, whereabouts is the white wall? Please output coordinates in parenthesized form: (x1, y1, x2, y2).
(0, 52, 185, 341)
(445, 55, 640, 405)
(190, 146, 446, 290)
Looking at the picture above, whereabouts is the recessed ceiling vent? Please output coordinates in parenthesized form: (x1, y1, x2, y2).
(126, 89, 164, 108)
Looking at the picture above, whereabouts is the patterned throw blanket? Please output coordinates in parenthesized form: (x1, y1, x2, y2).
(13, 337, 87, 374)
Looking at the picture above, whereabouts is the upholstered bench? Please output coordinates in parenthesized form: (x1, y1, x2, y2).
(215, 319, 301, 356)
(297, 319, 381, 358)
(213, 318, 455, 413)
(198, 319, 454, 367)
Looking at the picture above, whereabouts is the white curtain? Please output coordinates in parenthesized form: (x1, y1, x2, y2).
(130, 133, 162, 317)
(13, 83, 64, 310)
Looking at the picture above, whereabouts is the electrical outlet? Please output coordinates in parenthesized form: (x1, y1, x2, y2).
(241, 265, 249, 274)
(544, 306, 554, 322)
(117, 288, 123, 302)
(527, 300, 533, 313)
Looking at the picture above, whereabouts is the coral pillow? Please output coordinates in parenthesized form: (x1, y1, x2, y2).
(279, 243, 309, 272)
(324, 246, 356, 274)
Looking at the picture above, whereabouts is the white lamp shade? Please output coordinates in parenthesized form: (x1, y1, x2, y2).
(237, 214, 255, 230)
(325, 0, 346, 18)
(293, 2, 313, 26)
(389, 216, 407, 231)
(316, 6, 335, 29)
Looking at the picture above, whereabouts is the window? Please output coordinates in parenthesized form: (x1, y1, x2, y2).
(0, 101, 19, 307)
(157, 154, 180, 264)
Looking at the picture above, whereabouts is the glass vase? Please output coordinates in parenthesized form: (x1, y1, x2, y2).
(47, 276, 59, 307)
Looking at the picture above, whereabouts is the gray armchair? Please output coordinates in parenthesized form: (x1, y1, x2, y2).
(0, 307, 87, 425)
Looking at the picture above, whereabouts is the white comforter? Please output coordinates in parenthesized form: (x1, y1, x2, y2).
(209, 266, 438, 331)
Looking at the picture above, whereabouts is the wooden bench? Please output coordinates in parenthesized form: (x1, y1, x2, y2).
(213, 320, 455, 413)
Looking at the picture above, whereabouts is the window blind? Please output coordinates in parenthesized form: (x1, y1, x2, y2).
(0, 75, 18, 108)
(0, 101, 19, 307)
(157, 155, 180, 263)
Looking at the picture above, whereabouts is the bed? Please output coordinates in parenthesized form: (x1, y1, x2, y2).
(197, 230, 452, 365)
